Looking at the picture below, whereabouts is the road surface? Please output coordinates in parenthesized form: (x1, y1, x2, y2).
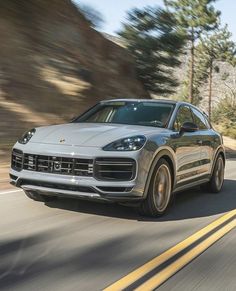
(0, 159, 235, 291)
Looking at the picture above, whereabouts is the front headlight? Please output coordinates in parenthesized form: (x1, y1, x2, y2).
(18, 128, 36, 144)
(103, 135, 146, 151)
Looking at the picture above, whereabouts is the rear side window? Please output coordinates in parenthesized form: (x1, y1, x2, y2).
(203, 114, 211, 129)
(174, 106, 194, 131)
(191, 108, 209, 130)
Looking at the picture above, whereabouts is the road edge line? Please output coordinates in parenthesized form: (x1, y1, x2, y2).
(0, 189, 22, 195)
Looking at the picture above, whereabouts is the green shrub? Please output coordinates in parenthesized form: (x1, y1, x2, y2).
(212, 96, 236, 139)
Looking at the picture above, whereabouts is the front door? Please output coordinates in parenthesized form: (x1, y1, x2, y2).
(172, 105, 202, 184)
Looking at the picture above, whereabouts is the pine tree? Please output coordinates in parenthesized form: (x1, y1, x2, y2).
(195, 25, 236, 118)
(164, 0, 220, 104)
(119, 7, 186, 95)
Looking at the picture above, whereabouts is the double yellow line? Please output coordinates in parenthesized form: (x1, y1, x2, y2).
(104, 210, 236, 291)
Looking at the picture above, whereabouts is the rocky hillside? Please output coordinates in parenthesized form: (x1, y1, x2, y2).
(0, 0, 148, 161)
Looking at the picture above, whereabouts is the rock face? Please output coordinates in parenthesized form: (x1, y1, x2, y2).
(0, 0, 148, 155)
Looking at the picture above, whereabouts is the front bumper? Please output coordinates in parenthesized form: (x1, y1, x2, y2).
(10, 169, 143, 202)
(10, 142, 153, 202)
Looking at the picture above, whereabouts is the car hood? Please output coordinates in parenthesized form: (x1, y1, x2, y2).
(30, 123, 167, 147)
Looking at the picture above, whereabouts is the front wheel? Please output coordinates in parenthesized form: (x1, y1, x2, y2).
(139, 159, 172, 217)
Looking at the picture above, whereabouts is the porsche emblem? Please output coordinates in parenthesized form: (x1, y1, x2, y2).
(53, 161, 62, 171)
(60, 138, 65, 143)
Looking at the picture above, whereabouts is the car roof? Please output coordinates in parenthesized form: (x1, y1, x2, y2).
(100, 99, 208, 116)
(101, 98, 185, 106)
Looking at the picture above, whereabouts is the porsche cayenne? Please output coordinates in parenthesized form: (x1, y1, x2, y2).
(10, 99, 225, 217)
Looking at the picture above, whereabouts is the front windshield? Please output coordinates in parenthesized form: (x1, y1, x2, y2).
(74, 101, 175, 128)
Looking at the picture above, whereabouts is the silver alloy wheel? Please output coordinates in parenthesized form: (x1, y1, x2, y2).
(153, 164, 171, 212)
(215, 156, 224, 190)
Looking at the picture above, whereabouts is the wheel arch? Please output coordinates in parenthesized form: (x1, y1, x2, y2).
(210, 146, 226, 176)
(219, 150, 226, 165)
(143, 148, 177, 200)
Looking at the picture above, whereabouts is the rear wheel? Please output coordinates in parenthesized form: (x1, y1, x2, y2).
(201, 155, 225, 193)
(139, 159, 172, 217)
(24, 190, 57, 202)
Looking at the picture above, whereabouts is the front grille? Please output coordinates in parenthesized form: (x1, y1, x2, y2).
(95, 158, 136, 181)
(11, 149, 23, 171)
(23, 154, 93, 177)
(11, 150, 136, 181)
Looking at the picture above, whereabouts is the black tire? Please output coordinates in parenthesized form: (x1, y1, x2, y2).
(139, 158, 172, 217)
(201, 155, 225, 193)
(24, 190, 57, 202)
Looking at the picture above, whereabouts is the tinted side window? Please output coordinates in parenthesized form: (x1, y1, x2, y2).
(174, 106, 194, 131)
(191, 108, 208, 130)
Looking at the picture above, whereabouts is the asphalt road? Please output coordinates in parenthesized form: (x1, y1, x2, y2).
(0, 159, 235, 291)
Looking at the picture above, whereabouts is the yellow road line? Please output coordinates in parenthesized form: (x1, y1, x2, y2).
(104, 210, 236, 291)
(136, 219, 236, 291)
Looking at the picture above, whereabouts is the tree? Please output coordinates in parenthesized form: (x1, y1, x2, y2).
(195, 25, 236, 118)
(119, 6, 186, 95)
(212, 95, 236, 138)
(164, 0, 220, 104)
(211, 69, 236, 138)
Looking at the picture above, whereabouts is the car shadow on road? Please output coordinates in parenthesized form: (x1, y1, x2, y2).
(45, 179, 236, 222)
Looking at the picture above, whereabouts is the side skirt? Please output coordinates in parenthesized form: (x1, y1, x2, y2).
(173, 175, 210, 194)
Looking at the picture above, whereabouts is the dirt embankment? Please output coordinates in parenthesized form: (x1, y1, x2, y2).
(0, 0, 148, 163)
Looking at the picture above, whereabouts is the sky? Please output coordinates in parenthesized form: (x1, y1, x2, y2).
(74, 0, 236, 41)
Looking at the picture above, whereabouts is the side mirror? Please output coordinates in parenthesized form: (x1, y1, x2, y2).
(180, 122, 198, 135)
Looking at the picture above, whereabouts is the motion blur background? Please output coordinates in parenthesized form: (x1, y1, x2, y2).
(0, 0, 236, 166)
